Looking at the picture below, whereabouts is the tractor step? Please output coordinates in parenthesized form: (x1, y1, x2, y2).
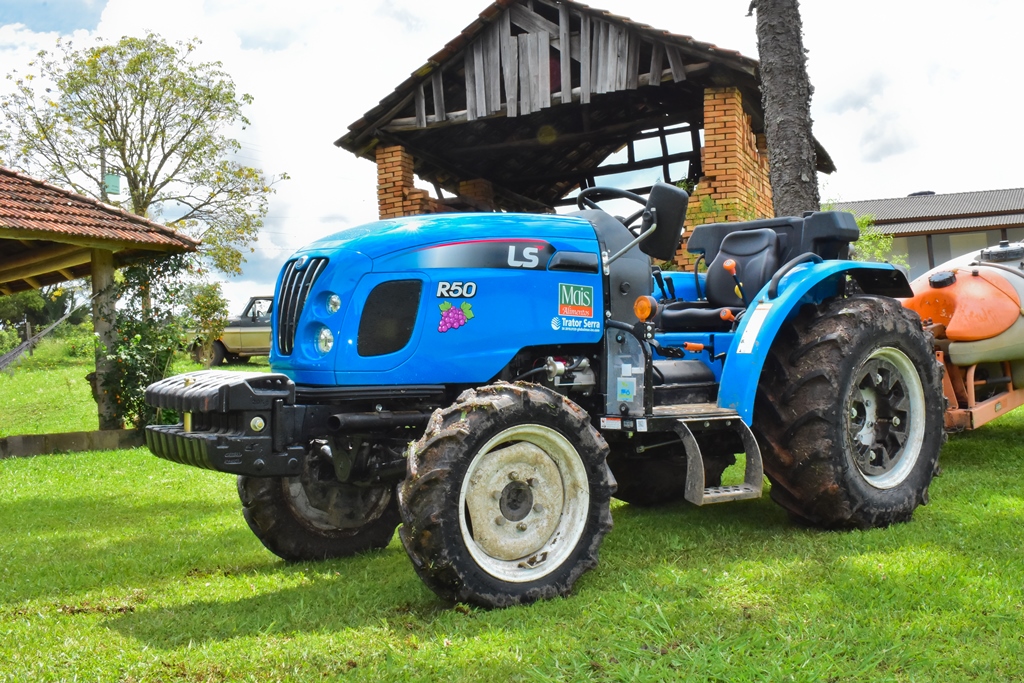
(673, 415, 764, 506)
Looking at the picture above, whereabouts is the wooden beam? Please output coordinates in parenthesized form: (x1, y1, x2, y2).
(509, 4, 558, 37)
(0, 247, 92, 284)
(465, 53, 477, 121)
(446, 115, 694, 154)
(431, 71, 446, 123)
(23, 276, 41, 289)
(485, 21, 502, 114)
(666, 46, 687, 82)
(92, 248, 121, 430)
(57, 268, 74, 279)
(473, 40, 487, 118)
(414, 83, 427, 128)
(649, 43, 664, 88)
(380, 67, 709, 131)
(559, 4, 571, 103)
(626, 32, 640, 90)
(0, 227, 183, 254)
(500, 10, 518, 117)
(0, 243, 83, 273)
(506, 150, 700, 187)
(537, 31, 551, 110)
(580, 13, 592, 104)
(518, 33, 534, 115)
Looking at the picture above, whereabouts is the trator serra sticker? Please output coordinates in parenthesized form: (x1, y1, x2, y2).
(438, 301, 473, 333)
(552, 283, 601, 333)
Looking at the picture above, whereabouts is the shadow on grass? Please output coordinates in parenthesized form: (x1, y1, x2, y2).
(0, 492, 257, 603)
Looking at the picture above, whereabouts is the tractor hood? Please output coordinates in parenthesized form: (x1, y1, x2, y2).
(293, 213, 597, 261)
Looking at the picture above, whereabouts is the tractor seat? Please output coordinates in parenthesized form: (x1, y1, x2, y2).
(660, 228, 780, 332)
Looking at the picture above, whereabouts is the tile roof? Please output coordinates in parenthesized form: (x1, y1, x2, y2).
(0, 166, 199, 251)
(835, 188, 1024, 236)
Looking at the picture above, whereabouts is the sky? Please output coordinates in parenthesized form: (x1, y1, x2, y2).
(1, 0, 1021, 311)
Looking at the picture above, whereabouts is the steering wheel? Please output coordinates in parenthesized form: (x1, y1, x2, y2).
(576, 186, 649, 230)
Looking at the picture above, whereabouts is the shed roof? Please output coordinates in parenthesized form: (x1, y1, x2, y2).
(337, 0, 834, 211)
(0, 167, 198, 294)
(835, 188, 1024, 236)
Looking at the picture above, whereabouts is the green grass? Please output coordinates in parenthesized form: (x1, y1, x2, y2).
(3, 351, 1024, 681)
(0, 340, 267, 437)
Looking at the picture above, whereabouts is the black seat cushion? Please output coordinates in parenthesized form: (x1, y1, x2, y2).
(653, 359, 716, 385)
(659, 305, 741, 332)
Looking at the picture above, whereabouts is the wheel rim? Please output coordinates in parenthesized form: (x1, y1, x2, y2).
(844, 346, 926, 489)
(458, 424, 590, 583)
(283, 477, 391, 532)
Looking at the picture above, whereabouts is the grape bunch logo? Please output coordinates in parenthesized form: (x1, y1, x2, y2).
(438, 301, 474, 333)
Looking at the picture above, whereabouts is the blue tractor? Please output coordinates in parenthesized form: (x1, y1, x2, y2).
(145, 183, 945, 607)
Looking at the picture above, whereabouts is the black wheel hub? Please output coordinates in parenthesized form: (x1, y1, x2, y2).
(847, 357, 911, 477)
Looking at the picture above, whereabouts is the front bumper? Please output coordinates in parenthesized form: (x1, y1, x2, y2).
(144, 371, 306, 476)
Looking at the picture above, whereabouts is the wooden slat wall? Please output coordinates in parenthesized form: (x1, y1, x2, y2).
(500, 10, 519, 117)
(446, 5, 697, 128)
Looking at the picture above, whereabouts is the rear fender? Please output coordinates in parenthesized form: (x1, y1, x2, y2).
(717, 260, 912, 424)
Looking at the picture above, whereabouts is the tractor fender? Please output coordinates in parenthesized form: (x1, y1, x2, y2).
(716, 260, 912, 424)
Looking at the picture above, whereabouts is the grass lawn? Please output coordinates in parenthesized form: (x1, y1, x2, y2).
(4, 438, 1024, 682)
(0, 339, 267, 437)
(2, 352, 1024, 680)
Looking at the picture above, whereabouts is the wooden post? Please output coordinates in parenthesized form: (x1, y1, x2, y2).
(91, 248, 122, 430)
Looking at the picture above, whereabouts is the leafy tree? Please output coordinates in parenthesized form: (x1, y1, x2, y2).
(749, 0, 820, 217)
(0, 290, 45, 328)
(0, 33, 286, 274)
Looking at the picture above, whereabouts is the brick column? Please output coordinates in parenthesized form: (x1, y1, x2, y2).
(458, 179, 496, 211)
(675, 87, 773, 269)
(375, 145, 438, 219)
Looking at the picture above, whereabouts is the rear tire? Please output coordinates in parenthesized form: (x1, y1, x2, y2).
(398, 383, 615, 607)
(210, 341, 226, 367)
(238, 472, 399, 562)
(754, 295, 945, 529)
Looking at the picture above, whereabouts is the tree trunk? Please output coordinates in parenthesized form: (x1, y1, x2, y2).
(91, 248, 123, 430)
(754, 0, 820, 217)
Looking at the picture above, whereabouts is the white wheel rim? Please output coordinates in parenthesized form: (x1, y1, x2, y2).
(458, 424, 590, 583)
(844, 346, 926, 489)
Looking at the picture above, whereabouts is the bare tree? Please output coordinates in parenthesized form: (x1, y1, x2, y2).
(749, 0, 820, 217)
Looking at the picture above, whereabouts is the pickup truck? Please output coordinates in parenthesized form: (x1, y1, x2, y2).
(195, 295, 273, 365)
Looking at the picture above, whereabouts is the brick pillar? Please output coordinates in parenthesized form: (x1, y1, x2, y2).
(375, 145, 438, 219)
(458, 179, 496, 211)
(675, 87, 773, 269)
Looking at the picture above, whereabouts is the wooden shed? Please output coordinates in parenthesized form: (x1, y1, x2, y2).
(0, 166, 198, 429)
(336, 0, 834, 264)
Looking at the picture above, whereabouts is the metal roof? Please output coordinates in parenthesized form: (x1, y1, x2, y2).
(835, 188, 1024, 236)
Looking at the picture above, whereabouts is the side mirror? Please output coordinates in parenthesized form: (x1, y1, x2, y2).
(638, 183, 690, 260)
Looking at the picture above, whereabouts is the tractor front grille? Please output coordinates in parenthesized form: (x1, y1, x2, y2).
(276, 256, 328, 355)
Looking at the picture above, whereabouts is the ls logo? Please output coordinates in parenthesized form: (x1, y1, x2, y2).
(507, 245, 540, 268)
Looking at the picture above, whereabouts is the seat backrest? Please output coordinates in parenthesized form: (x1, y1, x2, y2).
(687, 211, 860, 265)
(704, 229, 780, 308)
(638, 182, 690, 260)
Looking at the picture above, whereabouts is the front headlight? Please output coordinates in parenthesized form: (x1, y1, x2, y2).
(327, 294, 341, 314)
(317, 326, 334, 354)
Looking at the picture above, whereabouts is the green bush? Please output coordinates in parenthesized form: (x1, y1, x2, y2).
(0, 326, 20, 355)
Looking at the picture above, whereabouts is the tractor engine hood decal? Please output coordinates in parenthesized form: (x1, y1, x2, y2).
(400, 239, 555, 271)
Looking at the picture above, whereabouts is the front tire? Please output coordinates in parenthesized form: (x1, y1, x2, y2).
(398, 383, 615, 607)
(238, 472, 399, 562)
(754, 295, 945, 529)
